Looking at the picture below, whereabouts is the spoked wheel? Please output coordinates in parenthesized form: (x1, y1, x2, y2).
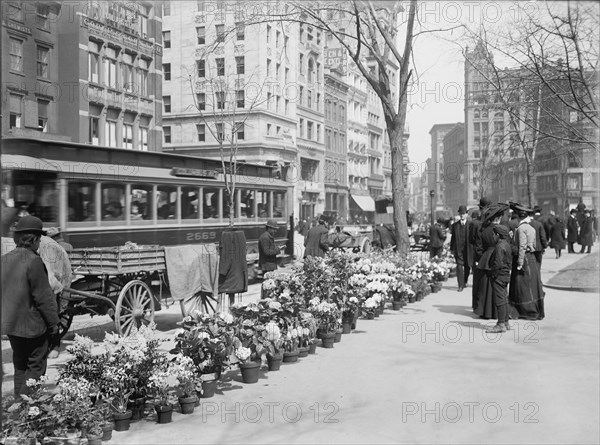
(180, 292, 220, 317)
(57, 303, 74, 339)
(115, 280, 155, 336)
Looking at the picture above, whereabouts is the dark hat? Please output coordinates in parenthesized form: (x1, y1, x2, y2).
(493, 225, 509, 238)
(266, 219, 279, 229)
(570, 209, 577, 214)
(533, 206, 542, 214)
(509, 202, 532, 214)
(458, 205, 467, 215)
(483, 203, 509, 225)
(14, 215, 46, 235)
(479, 197, 492, 209)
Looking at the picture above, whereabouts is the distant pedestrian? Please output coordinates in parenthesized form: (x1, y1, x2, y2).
(529, 207, 548, 270)
(429, 217, 446, 259)
(470, 197, 492, 311)
(567, 209, 579, 253)
(549, 217, 566, 258)
(578, 210, 594, 254)
(1, 216, 60, 397)
(258, 220, 281, 273)
(46, 227, 73, 253)
(486, 224, 513, 333)
(450, 205, 472, 292)
(304, 216, 330, 258)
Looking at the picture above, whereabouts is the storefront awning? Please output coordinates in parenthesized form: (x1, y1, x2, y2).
(351, 194, 375, 212)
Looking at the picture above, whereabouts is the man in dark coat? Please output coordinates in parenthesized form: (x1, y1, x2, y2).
(374, 224, 396, 250)
(529, 207, 548, 270)
(470, 197, 492, 310)
(258, 220, 281, 272)
(429, 217, 446, 259)
(1, 216, 60, 397)
(567, 209, 579, 253)
(578, 210, 594, 253)
(304, 216, 330, 258)
(486, 224, 513, 333)
(450, 205, 471, 292)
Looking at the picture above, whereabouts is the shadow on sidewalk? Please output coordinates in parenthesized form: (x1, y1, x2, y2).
(432, 304, 480, 318)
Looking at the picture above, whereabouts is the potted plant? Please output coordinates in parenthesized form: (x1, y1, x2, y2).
(262, 321, 284, 370)
(308, 298, 341, 348)
(81, 404, 105, 445)
(282, 326, 300, 363)
(148, 366, 176, 424)
(231, 303, 267, 383)
(300, 312, 319, 354)
(171, 353, 201, 414)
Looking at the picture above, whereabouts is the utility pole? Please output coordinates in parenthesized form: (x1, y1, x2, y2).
(429, 190, 435, 225)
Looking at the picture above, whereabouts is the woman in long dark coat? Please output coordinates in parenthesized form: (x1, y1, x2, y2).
(550, 218, 566, 258)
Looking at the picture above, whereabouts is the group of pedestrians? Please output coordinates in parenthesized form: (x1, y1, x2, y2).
(450, 198, 550, 334)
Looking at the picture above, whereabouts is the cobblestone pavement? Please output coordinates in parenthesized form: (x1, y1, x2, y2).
(2, 253, 599, 444)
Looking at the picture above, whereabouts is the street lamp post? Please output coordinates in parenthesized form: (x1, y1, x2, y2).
(429, 190, 435, 225)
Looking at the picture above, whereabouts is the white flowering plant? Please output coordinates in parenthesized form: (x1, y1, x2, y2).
(148, 365, 177, 407)
(171, 353, 202, 398)
(231, 305, 267, 363)
(308, 298, 341, 333)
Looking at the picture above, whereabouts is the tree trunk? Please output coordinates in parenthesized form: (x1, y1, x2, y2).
(388, 120, 409, 257)
(525, 154, 535, 208)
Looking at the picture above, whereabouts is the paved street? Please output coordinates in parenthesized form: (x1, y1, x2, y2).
(3, 252, 598, 444)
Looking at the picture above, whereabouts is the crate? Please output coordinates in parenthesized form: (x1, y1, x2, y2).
(69, 245, 166, 275)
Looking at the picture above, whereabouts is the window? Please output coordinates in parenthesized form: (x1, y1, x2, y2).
(105, 120, 117, 147)
(216, 91, 225, 109)
(89, 116, 99, 144)
(237, 90, 245, 108)
(307, 121, 313, 140)
(308, 58, 314, 82)
(276, 126, 281, 135)
(123, 123, 133, 149)
(163, 63, 171, 81)
(216, 123, 224, 141)
(104, 47, 118, 88)
(138, 7, 148, 38)
(157, 185, 177, 220)
(121, 53, 134, 92)
(163, 2, 170, 16)
(36, 3, 49, 30)
(37, 100, 48, 132)
(197, 124, 205, 141)
(267, 92, 272, 109)
(276, 63, 280, 79)
(7, 3, 23, 22)
(68, 182, 96, 222)
(216, 58, 225, 76)
(164, 126, 171, 143)
(235, 122, 245, 140)
(285, 68, 289, 83)
(163, 96, 171, 113)
(163, 31, 171, 49)
(197, 27, 205, 45)
(276, 30, 280, 47)
(299, 86, 304, 104)
(9, 94, 22, 129)
(216, 24, 225, 42)
(138, 58, 149, 96)
(197, 1, 205, 12)
(307, 90, 312, 108)
(285, 99, 289, 114)
(138, 126, 148, 150)
(299, 119, 304, 137)
(236, 22, 244, 40)
(316, 93, 321, 111)
(267, 59, 271, 76)
(197, 93, 205, 110)
(316, 124, 321, 142)
(197, 60, 205, 78)
(35, 45, 49, 78)
(9, 37, 23, 72)
(88, 40, 100, 83)
(299, 26, 304, 43)
(267, 25, 271, 43)
(299, 54, 304, 74)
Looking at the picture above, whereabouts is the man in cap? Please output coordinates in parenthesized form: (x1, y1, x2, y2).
(469, 197, 492, 310)
(304, 215, 330, 258)
(1, 216, 60, 397)
(450, 205, 471, 292)
(486, 224, 513, 333)
(46, 227, 73, 253)
(258, 219, 283, 273)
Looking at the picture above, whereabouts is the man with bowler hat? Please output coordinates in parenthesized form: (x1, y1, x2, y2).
(567, 209, 579, 253)
(450, 205, 471, 292)
(1, 215, 60, 397)
(258, 219, 283, 273)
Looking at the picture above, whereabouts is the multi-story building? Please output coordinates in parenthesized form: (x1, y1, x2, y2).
(428, 123, 456, 212)
(442, 123, 465, 212)
(324, 69, 349, 220)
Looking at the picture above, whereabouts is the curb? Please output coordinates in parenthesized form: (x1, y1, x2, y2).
(543, 283, 600, 293)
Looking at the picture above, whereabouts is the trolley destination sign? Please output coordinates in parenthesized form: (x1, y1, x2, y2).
(171, 166, 219, 179)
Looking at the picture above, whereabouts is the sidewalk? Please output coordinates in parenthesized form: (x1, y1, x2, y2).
(545, 251, 599, 292)
(2, 255, 599, 444)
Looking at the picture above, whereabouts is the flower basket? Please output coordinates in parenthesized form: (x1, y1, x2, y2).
(154, 404, 173, 424)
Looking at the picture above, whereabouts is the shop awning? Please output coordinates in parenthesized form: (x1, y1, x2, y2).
(351, 194, 375, 212)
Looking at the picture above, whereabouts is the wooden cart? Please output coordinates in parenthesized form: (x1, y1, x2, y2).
(61, 245, 222, 338)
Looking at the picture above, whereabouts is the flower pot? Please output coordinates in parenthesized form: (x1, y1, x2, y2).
(113, 410, 132, 432)
(431, 283, 442, 293)
(283, 350, 299, 363)
(101, 422, 114, 441)
(155, 404, 173, 424)
(374, 309, 380, 318)
(201, 378, 217, 398)
(308, 342, 317, 354)
(239, 361, 261, 383)
(342, 321, 352, 334)
(365, 311, 375, 320)
(179, 395, 198, 415)
(408, 295, 416, 303)
(298, 346, 309, 357)
(87, 434, 103, 445)
(392, 300, 402, 310)
(352, 315, 358, 330)
(267, 354, 283, 370)
(128, 395, 146, 421)
(334, 329, 343, 343)
(320, 332, 335, 348)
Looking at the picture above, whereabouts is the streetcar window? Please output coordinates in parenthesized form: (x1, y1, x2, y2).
(130, 185, 153, 221)
(101, 184, 125, 221)
(240, 190, 255, 218)
(274, 191, 285, 218)
(68, 182, 97, 222)
(10, 171, 58, 226)
(182, 186, 199, 220)
(203, 188, 219, 219)
(157, 185, 176, 220)
(223, 189, 237, 220)
(256, 191, 271, 219)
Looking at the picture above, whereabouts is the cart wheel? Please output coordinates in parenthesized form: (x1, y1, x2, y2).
(115, 280, 155, 336)
(57, 304, 74, 339)
(180, 292, 219, 317)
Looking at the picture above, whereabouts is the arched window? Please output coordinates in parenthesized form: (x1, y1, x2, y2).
(474, 109, 480, 119)
(482, 109, 488, 119)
